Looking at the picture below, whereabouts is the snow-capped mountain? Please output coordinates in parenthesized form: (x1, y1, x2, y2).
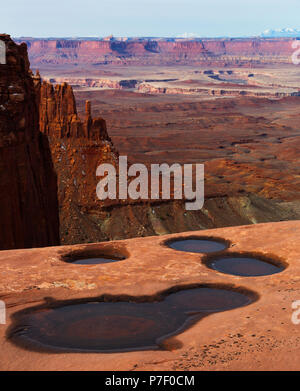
(261, 28, 300, 37)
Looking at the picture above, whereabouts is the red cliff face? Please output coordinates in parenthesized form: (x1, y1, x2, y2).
(0, 35, 59, 250)
(34, 76, 119, 245)
(16, 38, 296, 66)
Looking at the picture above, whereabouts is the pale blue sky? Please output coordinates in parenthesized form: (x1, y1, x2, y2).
(2, 0, 300, 38)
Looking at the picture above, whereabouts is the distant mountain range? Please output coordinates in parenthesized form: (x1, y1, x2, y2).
(261, 28, 300, 37)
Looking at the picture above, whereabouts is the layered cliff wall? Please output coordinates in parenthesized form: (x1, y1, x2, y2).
(15, 37, 297, 66)
(0, 35, 59, 250)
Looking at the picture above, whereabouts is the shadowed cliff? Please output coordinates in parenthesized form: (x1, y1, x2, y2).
(0, 35, 59, 250)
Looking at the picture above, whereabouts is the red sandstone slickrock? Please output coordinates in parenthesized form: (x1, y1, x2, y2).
(0, 221, 300, 371)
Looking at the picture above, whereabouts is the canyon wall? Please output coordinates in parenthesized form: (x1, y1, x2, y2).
(0, 35, 59, 250)
(1, 36, 298, 247)
(15, 37, 297, 66)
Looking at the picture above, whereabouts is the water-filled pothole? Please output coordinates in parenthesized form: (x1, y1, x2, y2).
(70, 256, 125, 265)
(205, 253, 285, 277)
(165, 236, 229, 254)
(62, 245, 127, 265)
(8, 285, 256, 353)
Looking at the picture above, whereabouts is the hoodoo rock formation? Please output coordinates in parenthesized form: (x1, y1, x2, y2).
(36, 78, 109, 141)
(0, 35, 59, 250)
(34, 74, 119, 245)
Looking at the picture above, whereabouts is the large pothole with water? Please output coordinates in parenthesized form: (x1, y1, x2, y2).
(204, 253, 285, 277)
(165, 236, 229, 254)
(8, 285, 256, 353)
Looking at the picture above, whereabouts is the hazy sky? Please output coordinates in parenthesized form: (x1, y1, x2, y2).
(2, 0, 300, 38)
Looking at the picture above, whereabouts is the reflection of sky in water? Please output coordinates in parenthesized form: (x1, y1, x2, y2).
(71, 256, 124, 265)
(210, 256, 284, 277)
(10, 287, 252, 353)
(169, 239, 227, 253)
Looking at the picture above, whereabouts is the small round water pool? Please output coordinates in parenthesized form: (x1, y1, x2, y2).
(206, 254, 285, 277)
(166, 237, 228, 254)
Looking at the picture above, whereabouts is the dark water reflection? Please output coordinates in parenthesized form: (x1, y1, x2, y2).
(168, 239, 228, 254)
(208, 256, 284, 277)
(9, 286, 253, 353)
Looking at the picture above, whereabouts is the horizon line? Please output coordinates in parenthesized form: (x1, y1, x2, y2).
(11, 34, 299, 40)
